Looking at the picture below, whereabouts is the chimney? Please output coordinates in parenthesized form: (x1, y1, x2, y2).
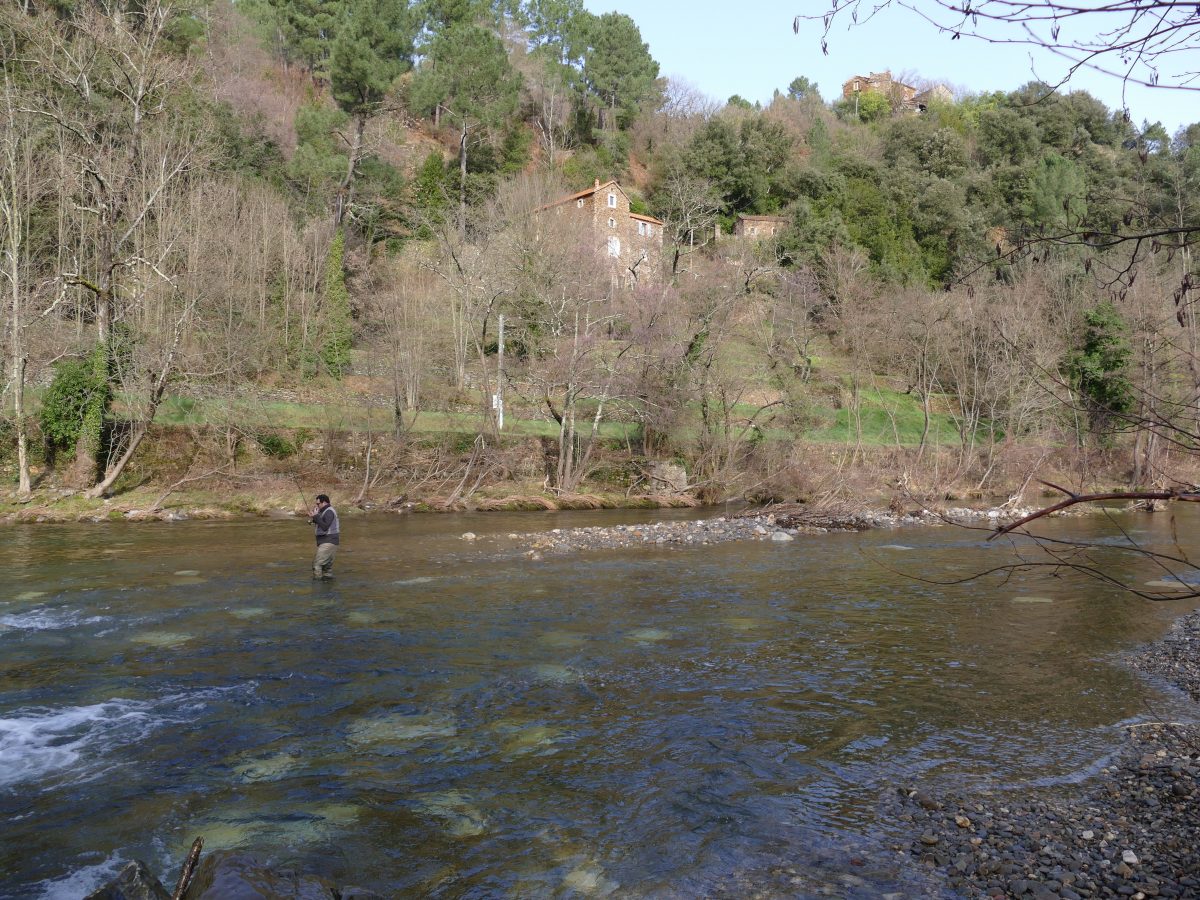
(594, 178, 601, 189)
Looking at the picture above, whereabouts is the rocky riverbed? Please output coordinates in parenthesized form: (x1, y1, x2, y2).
(503, 503, 1038, 556)
(885, 609, 1200, 900)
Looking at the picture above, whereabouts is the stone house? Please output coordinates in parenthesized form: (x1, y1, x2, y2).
(842, 71, 918, 108)
(536, 179, 664, 286)
(733, 214, 789, 239)
(841, 70, 952, 112)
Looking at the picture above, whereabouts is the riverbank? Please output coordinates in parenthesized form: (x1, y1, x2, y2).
(888, 610, 1200, 900)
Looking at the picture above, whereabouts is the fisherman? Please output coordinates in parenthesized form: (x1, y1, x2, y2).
(309, 493, 340, 579)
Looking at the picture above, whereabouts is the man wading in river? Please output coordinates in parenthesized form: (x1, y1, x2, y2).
(309, 494, 340, 579)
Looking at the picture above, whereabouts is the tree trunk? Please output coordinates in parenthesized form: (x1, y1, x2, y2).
(86, 312, 184, 498)
(14, 355, 29, 495)
(335, 112, 366, 226)
(458, 121, 468, 235)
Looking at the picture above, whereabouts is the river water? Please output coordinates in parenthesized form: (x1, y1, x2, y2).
(1, 507, 1197, 898)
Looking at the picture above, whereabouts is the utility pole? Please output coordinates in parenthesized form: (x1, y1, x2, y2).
(496, 313, 505, 431)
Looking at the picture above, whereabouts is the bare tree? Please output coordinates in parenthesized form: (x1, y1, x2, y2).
(15, 1, 204, 489)
(797, 0, 1200, 96)
(0, 75, 51, 495)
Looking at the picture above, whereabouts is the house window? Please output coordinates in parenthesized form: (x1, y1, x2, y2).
(607, 235, 620, 257)
(853, 80, 860, 91)
(608, 217, 616, 228)
(749, 226, 757, 235)
(637, 221, 645, 236)
(577, 198, 584, 208)
(607, 193, 616, 208)
(646, 224, 652, 236)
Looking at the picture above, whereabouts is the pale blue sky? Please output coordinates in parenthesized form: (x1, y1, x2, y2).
(582, 1, 1193, 135)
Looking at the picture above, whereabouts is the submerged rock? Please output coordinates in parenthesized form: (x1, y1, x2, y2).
(84, 861, 169, 900)
(182, 850, 339, 899)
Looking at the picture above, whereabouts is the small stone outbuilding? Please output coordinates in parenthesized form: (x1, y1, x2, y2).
(733, 214, 789, 239)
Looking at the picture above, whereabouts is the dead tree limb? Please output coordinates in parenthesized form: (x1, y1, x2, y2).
(989, 480, 1200, 540)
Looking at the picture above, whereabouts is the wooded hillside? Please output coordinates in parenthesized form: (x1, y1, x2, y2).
(2, 0, 1198, 512)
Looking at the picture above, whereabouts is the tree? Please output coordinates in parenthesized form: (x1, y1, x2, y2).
(786, 76, 820, 102)
(0, 75, 50, 495)
(12, 0, 206, 493)
(797, 0, 1200, 94)
(329, 0, 418, 225)
(266, 0, 345, 80)
(1067, 300, 1135, 443)
(410, 23, 522, 231)
(320, 229, 353, 376)
(795, 1, 1200, 273)
(578, 11, 659, 134)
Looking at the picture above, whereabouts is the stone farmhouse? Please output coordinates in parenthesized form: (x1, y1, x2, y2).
(733, 214, 788, 239)
(536, 179, 664, 286)
(841, 70, 952, 112)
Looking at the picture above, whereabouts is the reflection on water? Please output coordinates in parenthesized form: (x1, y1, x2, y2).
(1, 506, 1198, 898)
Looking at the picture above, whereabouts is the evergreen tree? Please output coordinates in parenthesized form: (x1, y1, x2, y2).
(1067, 301, 1134, 444)
(266, 0, 345, 80)
(578, 11, 658, 133)
(409, 23, 522, 229)
(786, 76, 820, 102)
(329, 0, 418, 224)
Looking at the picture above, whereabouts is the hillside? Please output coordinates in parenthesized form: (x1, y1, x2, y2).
(0, 0, 1198, 519)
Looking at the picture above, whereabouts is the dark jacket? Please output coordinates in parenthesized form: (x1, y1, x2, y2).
(311, 506, 340, 545)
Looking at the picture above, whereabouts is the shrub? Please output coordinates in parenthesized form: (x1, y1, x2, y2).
(40, 348, 111, 458)
(256, 432, 296, 459)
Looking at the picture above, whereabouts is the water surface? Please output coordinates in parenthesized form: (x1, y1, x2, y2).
(1, 506, 1197, 897)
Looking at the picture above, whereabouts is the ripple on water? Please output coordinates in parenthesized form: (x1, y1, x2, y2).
(0, 607, 107, 632)
(14, 590, 48, 602)
(32, 853, 126, 900)
(0, 696, 197, 789)
(229, 607, 268, 620)
(1012, 596, 1055, 604)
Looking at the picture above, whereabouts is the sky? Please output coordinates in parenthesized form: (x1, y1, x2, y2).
(582, 0, 1194, 136)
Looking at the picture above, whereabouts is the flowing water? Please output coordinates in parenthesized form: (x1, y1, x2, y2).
(1, 506, 1198, 898)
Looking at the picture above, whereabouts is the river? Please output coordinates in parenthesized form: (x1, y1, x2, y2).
(1, 507, 1197, 898)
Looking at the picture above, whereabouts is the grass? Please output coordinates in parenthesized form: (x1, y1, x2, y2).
(154, 395, 635, 439)
(803, 386, 961, 447)
(151, 382, 959, 449)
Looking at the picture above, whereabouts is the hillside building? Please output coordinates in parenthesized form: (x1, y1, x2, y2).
(537, 179, 664, 286)
(841, 70, 952, 112)
(733, 214, 789, 239)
